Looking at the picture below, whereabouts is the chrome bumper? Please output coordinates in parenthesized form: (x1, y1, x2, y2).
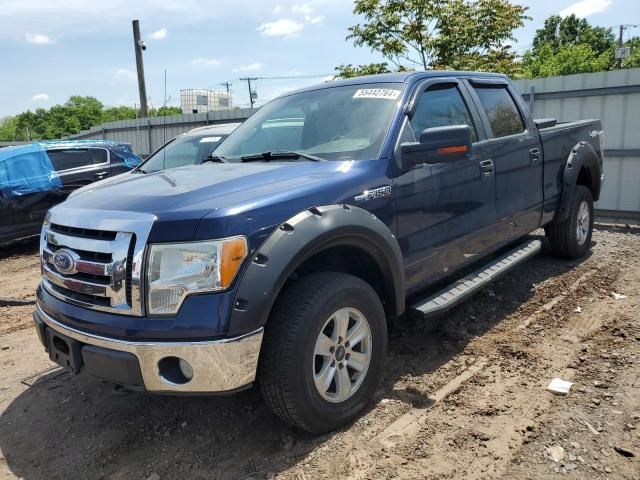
(36, 304, 263, 393)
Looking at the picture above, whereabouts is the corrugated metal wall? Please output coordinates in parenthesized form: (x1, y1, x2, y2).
(513, 68, 640, 219)
(66, 108, 257, 157)
(42, 69, 640, 220)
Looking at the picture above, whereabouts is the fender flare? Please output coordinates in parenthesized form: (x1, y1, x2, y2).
(227, 204, 405, 336)
(556, 141, 602, 222)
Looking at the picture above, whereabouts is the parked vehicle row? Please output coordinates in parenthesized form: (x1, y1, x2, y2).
(31, 71, 603, 433)
(0, 123, 240, 247)
(0, 141, 141, 247)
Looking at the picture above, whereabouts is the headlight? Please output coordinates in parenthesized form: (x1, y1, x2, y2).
(146, 236, 248, 315)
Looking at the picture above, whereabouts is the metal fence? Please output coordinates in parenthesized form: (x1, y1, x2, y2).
(66, 108, 258, 157)
(513, 68, 640, 222)
(3, 69, 639, 222)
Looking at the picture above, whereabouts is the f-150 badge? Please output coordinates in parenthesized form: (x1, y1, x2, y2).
(355, 185, 392, 202)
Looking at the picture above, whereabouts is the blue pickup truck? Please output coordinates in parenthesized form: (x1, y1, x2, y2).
(33, 71, 603, 433)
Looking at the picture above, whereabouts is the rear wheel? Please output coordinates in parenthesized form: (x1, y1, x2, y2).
(259, 272, 387, 433)
(546, 185, 594, 259)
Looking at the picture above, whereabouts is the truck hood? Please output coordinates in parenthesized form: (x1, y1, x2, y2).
(60, 160, 380, 242)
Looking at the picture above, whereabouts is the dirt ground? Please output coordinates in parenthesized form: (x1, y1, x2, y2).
(0, 227, 638, 480)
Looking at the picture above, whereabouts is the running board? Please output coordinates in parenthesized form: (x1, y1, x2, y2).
(410, 239, 542, 319)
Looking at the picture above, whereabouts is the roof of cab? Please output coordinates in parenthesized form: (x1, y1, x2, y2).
(279, 70, 509, 97)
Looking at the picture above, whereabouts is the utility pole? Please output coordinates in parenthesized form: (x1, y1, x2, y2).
(220, 82, 232, 94)
(618, 24, 625, 69)
(239, 77, 258, 108)
(132, 20, 149, 117)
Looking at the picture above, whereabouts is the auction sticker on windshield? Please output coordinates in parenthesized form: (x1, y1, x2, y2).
(353, 89, 401, 100)
(200, 137, 222, 143)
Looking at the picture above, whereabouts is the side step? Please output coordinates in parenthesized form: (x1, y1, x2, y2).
(410, 239, 542, 319)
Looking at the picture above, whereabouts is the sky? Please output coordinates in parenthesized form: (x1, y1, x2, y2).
(0, 0, 638, 118)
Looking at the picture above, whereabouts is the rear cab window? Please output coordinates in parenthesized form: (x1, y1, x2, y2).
(471, 84, 525, 138)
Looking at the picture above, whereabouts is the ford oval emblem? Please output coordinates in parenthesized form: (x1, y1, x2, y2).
(52, 248, 79, 275)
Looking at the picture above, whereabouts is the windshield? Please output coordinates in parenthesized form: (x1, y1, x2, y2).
(216, 83, 403, 162)
(140, 134, 228, 172)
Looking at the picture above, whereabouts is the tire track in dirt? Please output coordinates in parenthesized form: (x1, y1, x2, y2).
(298, 234, 632, 480)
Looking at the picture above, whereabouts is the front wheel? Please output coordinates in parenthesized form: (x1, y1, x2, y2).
(546, 185, 594, 259)
(258, 272, 387, 433)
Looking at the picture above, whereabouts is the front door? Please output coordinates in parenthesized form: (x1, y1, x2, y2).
(464, 79, 543, 243)
(392, 79, 497, 293)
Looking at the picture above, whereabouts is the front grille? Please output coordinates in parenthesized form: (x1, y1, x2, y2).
(41, 222, 139, 315)
(50, 223, 118, 241)
(125, 234, 136, 307)
(46, 282, 112, 308)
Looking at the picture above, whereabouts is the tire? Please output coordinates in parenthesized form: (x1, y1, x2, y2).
(546, 185, 594, 259)
(258, 272, 387, 433)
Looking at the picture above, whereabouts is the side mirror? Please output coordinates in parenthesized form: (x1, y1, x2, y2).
(400, 125, 472, 170)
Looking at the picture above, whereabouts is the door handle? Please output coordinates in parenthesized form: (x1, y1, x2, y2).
(479, 159, 494, 176)
(93, 171, 108, 179)
(529, 148, 540, 163)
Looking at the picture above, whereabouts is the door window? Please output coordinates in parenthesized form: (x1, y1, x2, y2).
(472, 85, 525, 138)
(411, 83, 477, 142)
(88, 148, 108, 164)
(47, 149, 106, 171)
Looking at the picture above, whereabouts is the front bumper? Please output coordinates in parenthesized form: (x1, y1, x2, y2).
(34, 303, 263, 393)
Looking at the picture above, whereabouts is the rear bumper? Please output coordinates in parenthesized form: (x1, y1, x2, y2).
(34, 303, 263, 393)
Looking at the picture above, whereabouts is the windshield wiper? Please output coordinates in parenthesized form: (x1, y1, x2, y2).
(202, 153, 227, 163)
(240, 151, 326, 163)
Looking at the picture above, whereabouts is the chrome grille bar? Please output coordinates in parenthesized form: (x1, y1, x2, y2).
(42, 264, 112, 297)
(42, 247, 111, 276)
(39, 207, 156, 316)
(45, 230, 115, 253)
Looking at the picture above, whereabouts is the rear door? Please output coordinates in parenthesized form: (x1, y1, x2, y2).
(393, 78, 497, 292)
(464, 79, 543, 242)
(47, 148, 110, 193)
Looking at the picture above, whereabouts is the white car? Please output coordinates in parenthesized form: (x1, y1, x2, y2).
(68, 122, 240, 198)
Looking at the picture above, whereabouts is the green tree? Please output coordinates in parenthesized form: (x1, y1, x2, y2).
(522, 14, 615, 78)
(152, 106, 182, 117)
(0, 117, 18, 142)
(523, 43, 611, 77)
(2, 97, 185, 142)
(102, 105, 138, 123)
(65, 96, 104, 130)
(15, 111, 37, 140)
(344, 0, 529, 73)
(334, 62, 393, 78)
(622, 37, 640, 69)
(531, 14, 614, 57)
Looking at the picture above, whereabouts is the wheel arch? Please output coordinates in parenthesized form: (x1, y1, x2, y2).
(228, 205, 405, 336)
(556, 141, 602, 222)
